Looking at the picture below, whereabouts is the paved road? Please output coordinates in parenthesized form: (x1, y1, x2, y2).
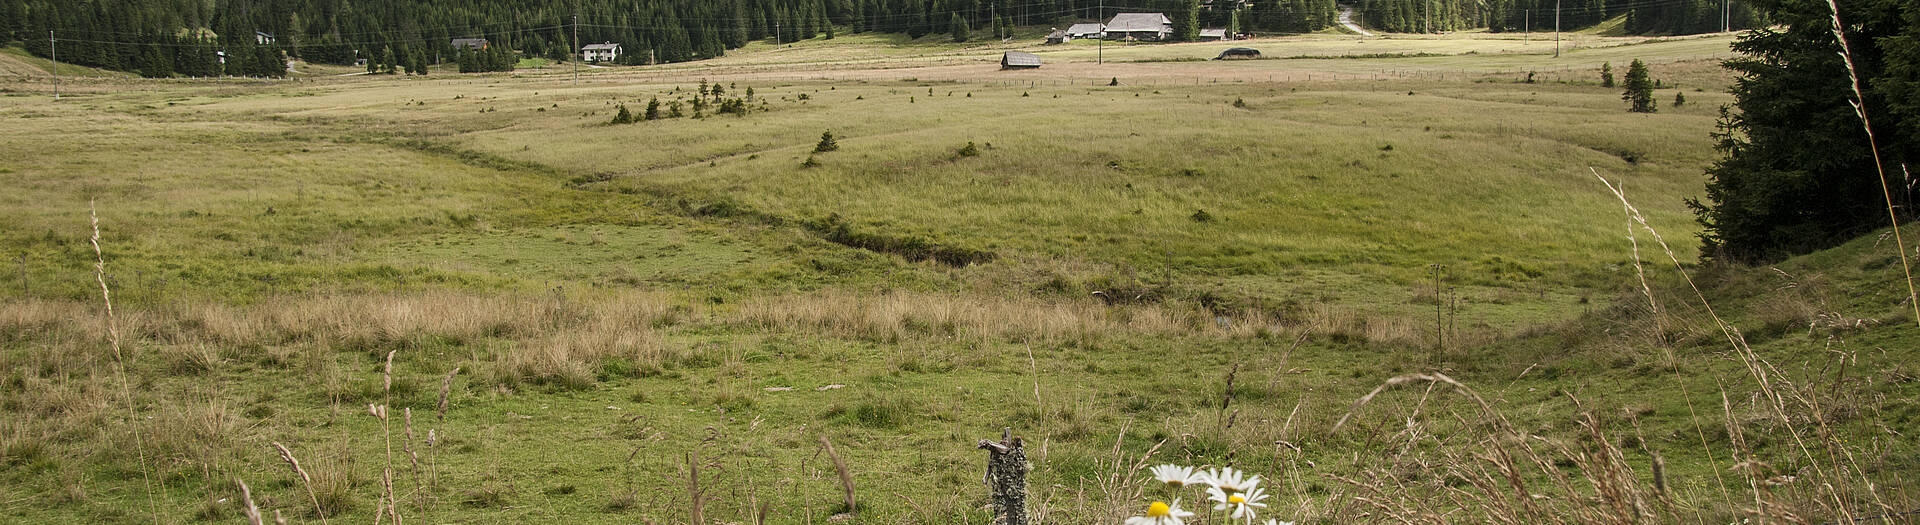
(1337, 6, 1377, 36)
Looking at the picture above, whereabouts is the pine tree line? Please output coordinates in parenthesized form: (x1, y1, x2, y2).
(3, 0, 1152, 74)
(0, 0, 1765, 78)
(1353, 0, 1763, 34)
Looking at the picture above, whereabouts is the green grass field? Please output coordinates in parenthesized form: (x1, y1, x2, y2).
(2, 30, 1916, 524)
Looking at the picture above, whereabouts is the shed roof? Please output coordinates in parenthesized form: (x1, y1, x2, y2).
(1199, 28, 1228, 38)
(1066, 23, 1105, 35)
(1001, 51, 1042, 67)
(583, 43, 621, 51)
(1105, 13, 1171, 32)
(451, 38, 489, 48)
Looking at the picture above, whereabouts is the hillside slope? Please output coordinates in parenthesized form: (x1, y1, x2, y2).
(0, 47, 129, 79)
(1456, 221, 1920, 502)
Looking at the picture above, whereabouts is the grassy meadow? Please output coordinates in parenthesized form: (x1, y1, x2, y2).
(2, 29, 1917, 524)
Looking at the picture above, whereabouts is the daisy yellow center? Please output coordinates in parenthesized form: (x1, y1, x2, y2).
(1148, 502, 1172, 517)
(1166, 480, 1184, 487)
(1229, 494, 1247, 504)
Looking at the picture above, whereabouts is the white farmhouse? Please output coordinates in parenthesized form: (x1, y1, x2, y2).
(583, 42, 622, 62)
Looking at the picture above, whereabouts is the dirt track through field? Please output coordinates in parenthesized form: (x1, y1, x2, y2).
(1338, 6, 1378, 36)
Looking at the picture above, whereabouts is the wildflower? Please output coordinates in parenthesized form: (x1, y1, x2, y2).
(1209, 485, 1269, 521)
(1204, 466, 1261, 493)
(1149, 464, 1205, 488)
(1263, 520, 1294, 525)
(1125, 499, 1195, 525)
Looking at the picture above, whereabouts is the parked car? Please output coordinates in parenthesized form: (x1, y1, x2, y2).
(1214, 47, 1261, 60)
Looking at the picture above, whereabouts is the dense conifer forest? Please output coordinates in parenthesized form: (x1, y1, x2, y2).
(0, 0, 1759, 78)
(1353, 0, 1762, 35)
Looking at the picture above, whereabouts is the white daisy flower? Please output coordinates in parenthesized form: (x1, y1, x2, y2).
(1148, 464, 1205, 488)
(1209, 484, 1270, 521)
(1263, 520, 1294, 525)
(1204, 466, 1262, 494)
(1124, 499, 1195, 525)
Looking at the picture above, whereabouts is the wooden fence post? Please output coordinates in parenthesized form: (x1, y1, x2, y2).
(978, 428, 1029, 525)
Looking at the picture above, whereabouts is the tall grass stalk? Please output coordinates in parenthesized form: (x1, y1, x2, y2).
(378, 350, 400, 525)
(238, 477, 264, 525)
(1823, 0, 1920, 327)
(689, 449, 704, 524)
(1594, 169, 1885, 520)
(272, 441, 331, 525)
(819, 435, 856, 513)
(402, 408, 422, 505)
(1614, 179, 1731, 503)
(89, 200, 161, 523)
(431, 367, 459, 493)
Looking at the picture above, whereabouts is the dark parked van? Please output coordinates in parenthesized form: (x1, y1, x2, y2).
(1214, 48, 1261, 60)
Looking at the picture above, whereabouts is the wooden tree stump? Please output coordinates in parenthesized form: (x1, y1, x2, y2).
(977, 427, 1029, 525)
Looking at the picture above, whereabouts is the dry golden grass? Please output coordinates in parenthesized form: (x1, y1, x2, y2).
(734, 289, 1204, 346)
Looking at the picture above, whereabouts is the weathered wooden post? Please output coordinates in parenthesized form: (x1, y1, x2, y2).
(977, 427, 1029, 525)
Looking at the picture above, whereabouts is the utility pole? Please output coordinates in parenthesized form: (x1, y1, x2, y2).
(1097, 0, 1104, 65)
(50, 31, 58, 100)
(1553, 0, 1561, 58)
(1524, 9, 1530, 41)
(572, 7, 579, 83)
(1723, 0, 1730, 32)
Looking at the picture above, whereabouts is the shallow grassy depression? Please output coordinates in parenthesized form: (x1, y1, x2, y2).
(4, 30, 1914, 525)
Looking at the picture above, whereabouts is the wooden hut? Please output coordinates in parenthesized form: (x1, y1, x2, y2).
(1001, 51, 1042, 69)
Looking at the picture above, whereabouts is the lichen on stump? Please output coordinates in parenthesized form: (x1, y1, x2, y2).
(977, 427, 1030, 525)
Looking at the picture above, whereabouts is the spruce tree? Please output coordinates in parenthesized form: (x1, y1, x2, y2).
(1692, 0, 1917, 262)
(645, 97, 662, 120)
(729, 1, 751, 47)
(951, 13, 969, 42)
(1600, 62, 1614, 87)
(1174, 0, 1201, 41)
(815, 130, 839, 152)
(1621, 58, 1655, 113)
(138, 46, 171, 78)
(261, 47, 287, 77)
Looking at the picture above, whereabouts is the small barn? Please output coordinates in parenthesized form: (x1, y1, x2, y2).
(1198, 28, 1228, 41)
(1066, 23, 1105, 39)
(1046, 29, 1069, 44)
(451, 38, 490, 50)
(1001, 51, 1042, 69)
(583, 42, 621, 62)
